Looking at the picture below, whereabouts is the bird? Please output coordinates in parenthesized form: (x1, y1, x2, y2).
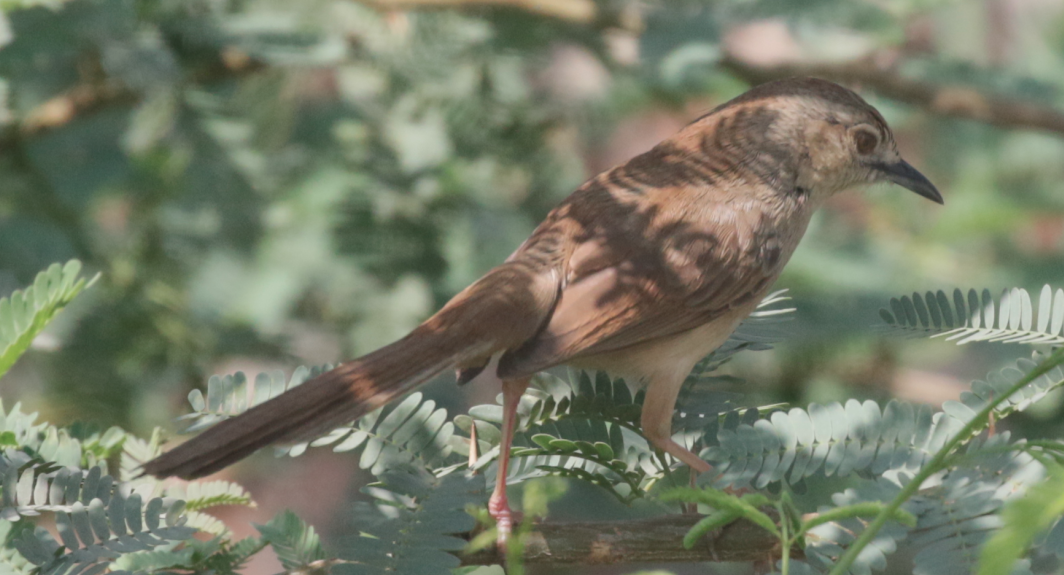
(142, 77, 942, 543)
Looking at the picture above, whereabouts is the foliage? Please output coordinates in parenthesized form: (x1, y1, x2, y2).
(701, 352, 1064, 491)
(0, 260, 794, 573)
(0, 260, 97, 379)
(53, 280, 1064, 575)
(661, 356, 1064, 575)
(979, 462, 1064, 575)
(8, 260, 1064, 574)
(5, 0, 1064, 572)
(656, 286, 1064, 575)
(338, 471, 484, 575)
(0, 263, 338, 575)
(879, 286, 1064, 345)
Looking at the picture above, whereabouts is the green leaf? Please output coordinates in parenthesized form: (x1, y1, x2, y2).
(879, 286, 1064, 346)
(978, 463, 1064, 575)
(530, 434, 554, 450)
(682, 509, 741, 549)
(660, 487, 779, 537)
(801, 502, 917, 533)
(0, 261, 97, 380)
(171, 480, 255, 512)
(547, 439, 577, 453)
(256, 510, 325, 572)
(0, 431, 16, 447)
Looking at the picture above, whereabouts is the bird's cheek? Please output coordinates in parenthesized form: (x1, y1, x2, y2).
(802, 162, 839, 191)
(806, 124, 849, 166)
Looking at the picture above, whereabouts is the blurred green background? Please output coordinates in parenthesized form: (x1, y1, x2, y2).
(3, 0, 1064, 572)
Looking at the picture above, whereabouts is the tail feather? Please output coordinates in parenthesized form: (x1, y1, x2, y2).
(142, 259, 558, 479)
(141, 328, 468, 479)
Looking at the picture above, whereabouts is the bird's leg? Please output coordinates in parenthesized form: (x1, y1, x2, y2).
(489, 376, 531, 547)
(640, 374, 712, 475)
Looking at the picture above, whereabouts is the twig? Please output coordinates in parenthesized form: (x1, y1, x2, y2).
(3, 48, 264, 140)
(358, 0, 596, 23)
(721, 53, 1064, 137)
(460, 514, 784, 565)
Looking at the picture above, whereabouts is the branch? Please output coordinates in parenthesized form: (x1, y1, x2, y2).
(359, 0, 596, 23)
(6, 48, 264, 139)
(460, 514, 785, 565)
(721, 53, 1064, 137)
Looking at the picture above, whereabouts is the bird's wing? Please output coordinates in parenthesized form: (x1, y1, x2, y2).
(497, 169, 784, 378)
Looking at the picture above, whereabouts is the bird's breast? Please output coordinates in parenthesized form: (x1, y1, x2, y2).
(568, 302, 756, 386)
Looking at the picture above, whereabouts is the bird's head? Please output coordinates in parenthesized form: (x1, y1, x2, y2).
(703, 77, 943, 205)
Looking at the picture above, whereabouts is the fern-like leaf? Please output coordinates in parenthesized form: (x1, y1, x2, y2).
(345, 471, 484, 574)
(880, 286, 1064, 345)
(0, 520, 35, 575)
(0, 401, 85, 469)
(117, 430, 162, 485)
(161, 481, 254, 538)
(703, 353, 1064, 490)
(703, 399, 952, 490)
(791, 434, 1045, 575)
(198, 536, 266, 575)
(170, 480, 255, 512)
(909, 435, 1041, 575)
(178, 367, 458, 474)
(3, 468, 195, 575)
(256, 510, 325, 572)
(303, 391, 457, 473)
(0, 460, 200, 575)
(0, 260, 98, 379)
(111, 547, 196, 573)
(179, 365, 333, 433)
(457, 370, 658, 501)
(942, 351, 1064, 435)
(795, 477, 914, 575)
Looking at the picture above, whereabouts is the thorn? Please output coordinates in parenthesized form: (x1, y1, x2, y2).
(469, 422, 479, 471)
(685, 467, 698, 514)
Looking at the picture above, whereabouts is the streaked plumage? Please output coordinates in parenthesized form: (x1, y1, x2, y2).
(143, 77, 942, 543)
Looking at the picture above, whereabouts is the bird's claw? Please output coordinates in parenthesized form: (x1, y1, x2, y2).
(489, 495, 523, 549)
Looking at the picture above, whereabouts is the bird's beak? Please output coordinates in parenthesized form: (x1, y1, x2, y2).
(873, 160, 943, 204)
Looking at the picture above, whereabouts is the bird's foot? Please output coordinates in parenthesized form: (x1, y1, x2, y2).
(488, 493, 523, 548)
(702, 525, 725, 562)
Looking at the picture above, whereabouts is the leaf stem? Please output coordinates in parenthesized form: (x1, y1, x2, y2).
(827, 348, 1064, 575)
(943, 439, 1064, 469)
(779, 499, 791, 575)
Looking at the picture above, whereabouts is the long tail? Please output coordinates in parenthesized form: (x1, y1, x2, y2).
(141, 260, 556, 479)
(141, 325, 482, 479)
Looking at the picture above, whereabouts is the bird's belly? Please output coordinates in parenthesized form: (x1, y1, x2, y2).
(567, 305, 753, 386)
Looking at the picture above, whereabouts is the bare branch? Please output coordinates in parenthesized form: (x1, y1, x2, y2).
(360, 0, 596, 23)
(9, 48, 264, 138)
(460, 514, 785, 565)
(721, 53, 1064, 137)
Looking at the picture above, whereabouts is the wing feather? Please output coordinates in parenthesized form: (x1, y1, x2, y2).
(497, 186, 779, 378)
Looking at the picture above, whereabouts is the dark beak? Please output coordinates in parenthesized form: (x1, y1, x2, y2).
(874, 160, 943, 204)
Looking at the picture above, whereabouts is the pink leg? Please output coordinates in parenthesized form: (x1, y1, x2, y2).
(488, 377, 531, 547)
(641, 373, 712, 475)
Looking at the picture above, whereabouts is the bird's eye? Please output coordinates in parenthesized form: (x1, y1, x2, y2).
(853, 129, 878, 155)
